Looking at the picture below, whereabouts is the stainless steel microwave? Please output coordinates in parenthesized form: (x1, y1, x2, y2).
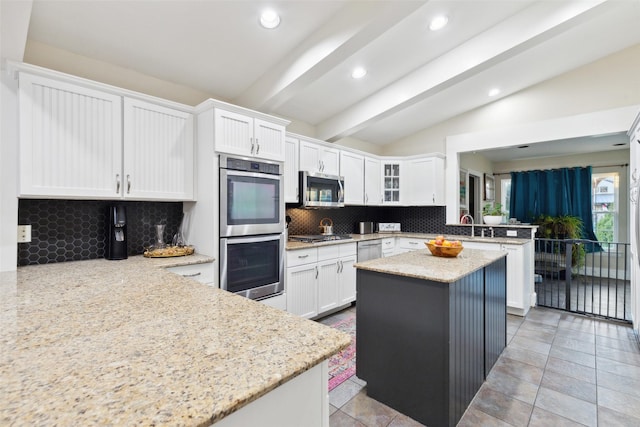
(299, 171, 345, 208)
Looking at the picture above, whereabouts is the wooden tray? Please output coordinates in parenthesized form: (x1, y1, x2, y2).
(143, 246, 195, 258)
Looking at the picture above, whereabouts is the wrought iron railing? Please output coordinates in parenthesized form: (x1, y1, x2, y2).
(534, 238, 631, 322)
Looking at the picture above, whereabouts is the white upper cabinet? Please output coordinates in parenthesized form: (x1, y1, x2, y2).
(123, 98, 194, 200)
(405, 155, 445, 206)
(364, 156, 382, 206)
(18, 70, 195, 201)
(299, 140, 340, 175)
(382, 161, 403, 205)
(340, 151, 364, 205)
(19, 73, 123, 199)
(284, 136, 299, 203)
(213, 108, 286, 161)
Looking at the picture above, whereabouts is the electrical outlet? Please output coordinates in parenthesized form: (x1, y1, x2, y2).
(17, 225, 32, 243)
(506, 230, 517, 237)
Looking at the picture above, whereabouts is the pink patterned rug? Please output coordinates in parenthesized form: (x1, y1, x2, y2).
(327, 313, 356, 391)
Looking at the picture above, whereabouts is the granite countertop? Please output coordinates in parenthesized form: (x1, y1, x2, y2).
(286, 232, 530, 250)
(0, 256, 350, 426)
(354, 248, 506, 283)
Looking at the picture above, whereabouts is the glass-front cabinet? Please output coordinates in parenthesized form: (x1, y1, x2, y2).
(383, 161, 402, 204)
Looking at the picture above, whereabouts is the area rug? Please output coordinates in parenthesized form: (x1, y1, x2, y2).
(327, 313, 356, 391)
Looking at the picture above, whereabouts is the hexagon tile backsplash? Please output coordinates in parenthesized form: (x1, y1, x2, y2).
(17, 199, 183, 266)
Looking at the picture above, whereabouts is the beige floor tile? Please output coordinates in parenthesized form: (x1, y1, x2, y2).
(501, 346, 548, 369)
(471, 385, 533, 426)
(509, 335, 552, 356)
(552, 335, 596, 355)
(329, 378, 365, 408)
(540, 369, 597, 403)
(598, 386, 640, 419)
(329, 409, 367, 427)
(457, 405, 513, 427)
(548, 345, 596, 368)
(485, 369, 539, 405)
(596, 344, 640, 367)
(340, 391, 399, 427)
(597, 368, 640, 400)
(545, 356, 596, 384)
(534, 386, 597, 427)
(597, 405, 640, 426)
(528, 407, 586, 427)
(387, 412, 425, 427)
(492, 356, 544, 385)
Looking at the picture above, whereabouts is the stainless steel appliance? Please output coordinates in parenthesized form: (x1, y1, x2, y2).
(357, 240, 382, 262)
(220, 233, 285, 300)
(356, 221, 374, 234)
(220, 155, 284, 237)
(299, 171, 344, 208)
(219, 155, 285, 300)
(289, 234, 353, 243)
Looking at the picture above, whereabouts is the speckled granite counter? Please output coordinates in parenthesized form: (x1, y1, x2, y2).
(354, 248, 506, 283)
(286, 232, 530, 250)
(0, 256, 350, 426)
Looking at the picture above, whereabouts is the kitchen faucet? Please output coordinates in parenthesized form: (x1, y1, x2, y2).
(460, 214, 475, 237)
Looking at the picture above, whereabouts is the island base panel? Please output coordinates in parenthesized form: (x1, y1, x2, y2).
(356, 269, 487, 427)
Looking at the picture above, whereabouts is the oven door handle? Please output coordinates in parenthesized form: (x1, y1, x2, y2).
(221, 233, 283, 245)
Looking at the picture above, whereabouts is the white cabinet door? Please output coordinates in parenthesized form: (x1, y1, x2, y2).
(364, 157, 382, 205)
(502, 244, 523, 311)
(284, 136, 299, 203)
(382, 161, 402, 205)
(340, 151, 364, 205)
(299, 140, 340, 175)
(213, 108, 285, 161)
(254, 118, 286, 161)
(286, 263, 319, 319)
(338, 255, 357, 305)
(18, 73, 122, 198)
(123, 98, 194, 200)
(320, 147, 340, 176)
(318, 258, 340, 313)
(213, 109, 254, 158)
(405, 156, 445, 206)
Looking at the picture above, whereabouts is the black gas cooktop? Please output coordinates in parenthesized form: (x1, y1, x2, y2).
(288, 234, 353, 243)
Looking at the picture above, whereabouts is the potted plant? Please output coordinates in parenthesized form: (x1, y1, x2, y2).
(534, 214, 585, 267)
(482, 203, 505, 225)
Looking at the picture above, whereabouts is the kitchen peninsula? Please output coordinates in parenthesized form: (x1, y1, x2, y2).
(354, 248, 507, 427)
(0, 256, 350, 426)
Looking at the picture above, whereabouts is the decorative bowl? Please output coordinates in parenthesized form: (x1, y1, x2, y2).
(425, 242, 463, 258)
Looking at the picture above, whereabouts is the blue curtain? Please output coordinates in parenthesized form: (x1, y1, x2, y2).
(510, 166, 599, 243)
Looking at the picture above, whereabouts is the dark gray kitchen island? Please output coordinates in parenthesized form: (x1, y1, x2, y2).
(354, 248, 507, 427)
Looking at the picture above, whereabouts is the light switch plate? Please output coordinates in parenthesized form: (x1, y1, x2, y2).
(506, 230, 517, 237)
(17, 225, 31, 243)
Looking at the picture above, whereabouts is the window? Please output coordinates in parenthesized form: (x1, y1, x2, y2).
(592, 172, 618, 244)
(501, 179, 511, 220)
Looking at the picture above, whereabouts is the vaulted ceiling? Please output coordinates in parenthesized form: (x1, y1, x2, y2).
(6, 0, 640, 150)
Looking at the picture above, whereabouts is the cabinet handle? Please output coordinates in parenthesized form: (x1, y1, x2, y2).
(115, 174, 121, 194)
(250, 138, 255, 154)
(126, 175, 131, 193)
(298, 254, 309, 259)
(337, 261, 340, 273)
(409, 241, 418, 245)
(365, 193, 368, 203)
(182, 272, 202, 278)
(433, 193, 435, 203)
(256, 138, 260, 154)
(315, 265, 318, 279)
(340, 260, 344, 273)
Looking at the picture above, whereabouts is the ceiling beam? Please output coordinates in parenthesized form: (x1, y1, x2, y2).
(315, 0, 609, 142)
(233, 0, 425, 113)
(1, 0, 33, 66)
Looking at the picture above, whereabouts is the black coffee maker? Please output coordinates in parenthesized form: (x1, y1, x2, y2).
(105, 205, 128, 260)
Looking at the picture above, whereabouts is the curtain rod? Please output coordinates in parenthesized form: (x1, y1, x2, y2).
(492, 163, 629, 176)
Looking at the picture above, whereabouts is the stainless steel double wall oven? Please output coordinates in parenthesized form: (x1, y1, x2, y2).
(219, 155, 285, 300)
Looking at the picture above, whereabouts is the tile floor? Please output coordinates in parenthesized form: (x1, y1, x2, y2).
(319, 305, 640, 426)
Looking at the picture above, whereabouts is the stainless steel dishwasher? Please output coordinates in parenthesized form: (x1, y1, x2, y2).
(357, 240, 382, 262)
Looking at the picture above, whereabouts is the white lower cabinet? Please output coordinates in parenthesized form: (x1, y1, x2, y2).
(381, 237, 396, 257)
(462, 240, 533, 316)
(396, 237, 424, 254)
(286, 243, 356, 319)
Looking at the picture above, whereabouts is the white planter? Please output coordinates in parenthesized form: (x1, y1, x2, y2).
(483, 215, 503, 225)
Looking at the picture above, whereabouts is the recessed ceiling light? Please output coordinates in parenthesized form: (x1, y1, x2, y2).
(429, 15, 448, 31)
(351, 67, 367, 79)
(488, 88, 501, 97)
(260, 9, 280, 29)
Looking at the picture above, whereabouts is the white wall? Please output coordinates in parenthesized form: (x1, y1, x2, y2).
(0, 71, 20, 271)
